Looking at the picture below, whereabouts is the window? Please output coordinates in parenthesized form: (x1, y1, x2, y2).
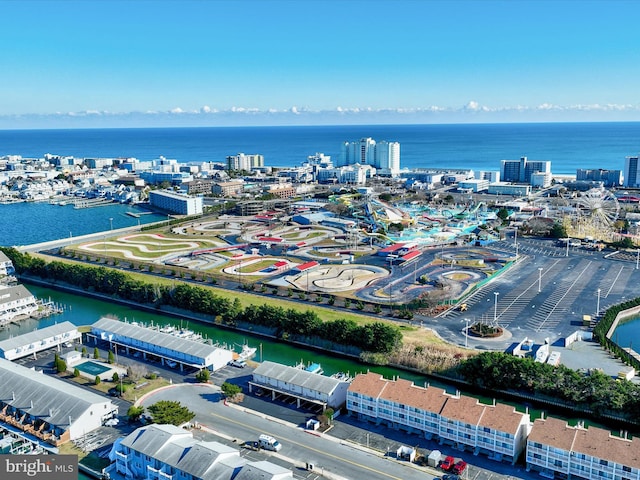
(599, 459, 608, 466)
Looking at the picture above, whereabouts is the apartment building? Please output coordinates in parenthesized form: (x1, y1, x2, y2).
(347, 372, 530, 464)
(527, 417, 640, 480)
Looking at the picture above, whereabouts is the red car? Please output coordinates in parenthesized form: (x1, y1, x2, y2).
(440, 455, 455, 471)
(452, 460, 467, 474)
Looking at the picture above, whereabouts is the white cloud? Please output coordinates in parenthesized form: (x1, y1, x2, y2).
(170, 107, 184, 114)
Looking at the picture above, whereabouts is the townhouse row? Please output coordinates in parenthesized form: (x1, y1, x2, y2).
(346, 372, 640, 480)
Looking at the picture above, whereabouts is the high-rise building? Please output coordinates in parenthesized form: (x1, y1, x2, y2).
(576, 169, 622, 187)
(624, 155, 640, 188)
(339, 137, 400, 175)
(501, 156, 551, 184)
(226, 153, 264, 171)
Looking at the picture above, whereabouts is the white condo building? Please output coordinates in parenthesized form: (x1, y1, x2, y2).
(0, 284, 38, 326)
(0, 251, 15, 276)
(110, 424, 293, 480)
(148, 190, 203, 215)
(339, 137, 401, 176)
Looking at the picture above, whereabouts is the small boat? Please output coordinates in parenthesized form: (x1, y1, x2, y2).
(238, 344, 257, 360)
(294, 360, 323, 375)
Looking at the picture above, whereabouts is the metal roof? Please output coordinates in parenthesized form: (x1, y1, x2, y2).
(253, 361, 341, 395)
(0, 321, 77, 352)
(0, 358, 112, 428)
(91, 317, 222, 360)
(120, 425, 290, 480)
(0, 284, 35, 307)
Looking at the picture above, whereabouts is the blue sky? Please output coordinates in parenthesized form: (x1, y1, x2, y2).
(2, 0, 640, 128)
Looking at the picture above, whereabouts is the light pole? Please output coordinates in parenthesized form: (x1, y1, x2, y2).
(636, 249, 639, 270)
(597, 288, 601, 315)
(493, 292, 499, 324)
(464, 318, 470, 348)
(109, 217, 113, 231)
(566, 238, 569, 257)
(538, 267, 543, 293)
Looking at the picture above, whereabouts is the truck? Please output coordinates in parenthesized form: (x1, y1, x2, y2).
(258, 434, 282, 452)
(440, 455, 455, 471)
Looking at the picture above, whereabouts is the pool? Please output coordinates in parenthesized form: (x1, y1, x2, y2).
(75, 361, 111, 376)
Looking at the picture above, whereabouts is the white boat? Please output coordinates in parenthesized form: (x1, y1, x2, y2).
(238, 344, 257, 360)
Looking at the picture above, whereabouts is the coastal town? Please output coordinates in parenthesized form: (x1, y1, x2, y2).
(2, 136, 640, 480)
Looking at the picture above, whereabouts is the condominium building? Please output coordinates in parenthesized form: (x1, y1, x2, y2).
(577, 168, 623, 187)
(148, 189, 203, 215)
(526, 417, 640, 480)
(226, 153, 264, 171)
(501, 156, 551, 184)
(111, 424, 292, 480)
(0, 251, 14, 276)
(624, 155, 640, 188)
(347, 372, 531, 464)
(339, 137, 401, 176)
(212, 180, 244, 197)
(0, 284, 38, 326)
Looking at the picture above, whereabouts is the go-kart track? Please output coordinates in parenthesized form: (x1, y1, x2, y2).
(75, 216, 640, 350)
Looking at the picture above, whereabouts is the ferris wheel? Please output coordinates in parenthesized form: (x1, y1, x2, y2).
(572, 188, 620, 227)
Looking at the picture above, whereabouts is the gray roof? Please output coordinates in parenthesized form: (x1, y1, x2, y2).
(120, 426, 291, 480)
(91, 317, 221, 360)
(253, 361, 341, 395)
(234, 461, 292, 480)
(0, 358, 111, 428)
(0, 251, 10, 263)
(0, 284, 35, 307)
(121, 425, 244, 480)
(0, 321, 77, 352)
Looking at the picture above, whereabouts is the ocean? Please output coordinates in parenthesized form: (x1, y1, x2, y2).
(1, 122, 640, 174)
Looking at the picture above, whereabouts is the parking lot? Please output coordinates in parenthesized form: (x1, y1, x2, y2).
(437, 238, 640, 348)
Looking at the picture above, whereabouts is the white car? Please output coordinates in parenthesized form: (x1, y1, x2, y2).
(228, 359, 247, 368)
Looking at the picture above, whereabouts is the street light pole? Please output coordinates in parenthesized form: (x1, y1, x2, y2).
(538, 267, 543, 293)
(464, 318, 470, 348)
(109, 217, 113, 231)
(636, 249, 639, 270)
(597, 288, 601, 315)
(493, 292, 499, 324)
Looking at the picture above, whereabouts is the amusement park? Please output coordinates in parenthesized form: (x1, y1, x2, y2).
(71, 185, 640, 348)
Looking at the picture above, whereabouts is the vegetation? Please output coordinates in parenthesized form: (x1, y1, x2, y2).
(221, 382, 242, 399)
(53, 354, 67, 374)
(457, 352, 640, 423)
(147, 400, 195, 426)
(108, 350, 115, 364)
(1, 248, 402, 355)
(127, 405, 145, 422)
(195, 369, 210, 383)
(593, 296, 640, 372)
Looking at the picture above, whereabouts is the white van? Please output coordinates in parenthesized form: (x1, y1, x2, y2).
(258, 434, 281, 452)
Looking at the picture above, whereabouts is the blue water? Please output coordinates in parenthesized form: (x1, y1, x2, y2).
(1, 122, 640, 174)
(0, 202, 165, 246)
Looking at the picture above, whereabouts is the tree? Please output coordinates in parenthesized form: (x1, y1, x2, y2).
(93, 347, 100, 360)
(73, 368, 80, 377)
(221, 382, 242, 399)
(95, 375, 101, 385)
(147, 400, 195, 426)
(112, 372, 119, 382)
(108, 350, 115, 364)
(127, 405, 145, 422)
(195, 369, 210, 383)
(550, 221, 567, 239)
(55, 357, 67, 374)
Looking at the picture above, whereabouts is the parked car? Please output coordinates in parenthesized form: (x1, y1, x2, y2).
(440, 455, 455, 471)
(442, 475, 460, 480)
(228, 359, 247, 368)
(451, 460, 467, 475)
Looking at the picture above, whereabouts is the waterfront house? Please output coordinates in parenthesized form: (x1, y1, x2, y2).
(0, 284, 38, 326)
(0, 251, 14, 277)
